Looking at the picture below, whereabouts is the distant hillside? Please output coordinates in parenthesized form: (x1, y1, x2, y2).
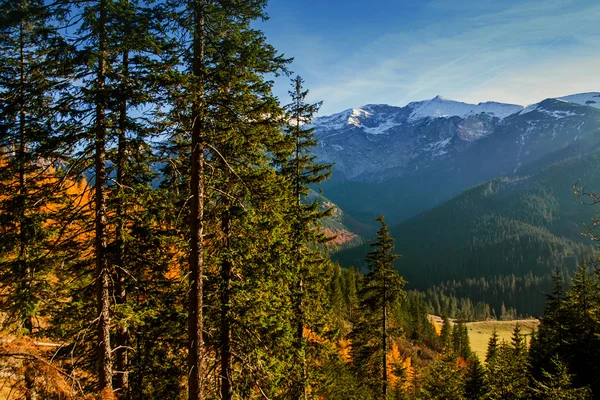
(306, 190, 365, 250)
(333, 148, 600, 287)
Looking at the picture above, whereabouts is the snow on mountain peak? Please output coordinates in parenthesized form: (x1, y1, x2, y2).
(557, 92, 600, 109)
(311, 92, 600, 137)
(347, 107, 372, 128)
(311, 104, 403, 135)
(407, 96, 523, 122)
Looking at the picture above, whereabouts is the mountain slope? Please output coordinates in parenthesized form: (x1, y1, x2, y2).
(305, 190, 366, 249)
(333, 148, 600, 288)
(313, 93, 600, 225)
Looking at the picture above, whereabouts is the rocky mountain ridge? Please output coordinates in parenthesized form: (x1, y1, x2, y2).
(311, 92, 600, 225)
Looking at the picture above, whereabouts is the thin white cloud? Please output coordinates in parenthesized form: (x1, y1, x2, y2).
(281, 0, 600, 114)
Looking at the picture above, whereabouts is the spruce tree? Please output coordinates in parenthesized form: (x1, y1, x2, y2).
(104, 1, 172, 395)
(511, 323, 526, 355)
(561, 261, 600, 393)
(419, 349, 465, 400)
(531, 356, 592, 400)
(160, 1, 297, 397)
(531, 262, 600, 394)
(485, 329, 499, 364)
(0, 2, 72, 398)
(280, 75, 332, 399)
(464, 357, 486, 400)
(440, 316, 452, 349)
(485, 341, 529, 400)
(451, 321, 472, 359)
(351, 215, 406, 399)
(0, 0, 70, 336)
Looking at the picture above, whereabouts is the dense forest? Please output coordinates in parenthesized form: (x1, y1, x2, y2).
(335, 149, 600, 316)
(1, 0, 600, 399)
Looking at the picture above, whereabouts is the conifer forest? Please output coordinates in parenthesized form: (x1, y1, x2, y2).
(1, 0, 600, 399)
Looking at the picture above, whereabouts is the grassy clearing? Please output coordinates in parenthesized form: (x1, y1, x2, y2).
(466, 319, 540, 360)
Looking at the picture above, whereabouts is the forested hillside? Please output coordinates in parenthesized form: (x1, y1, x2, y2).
(335, 148, 600, 315)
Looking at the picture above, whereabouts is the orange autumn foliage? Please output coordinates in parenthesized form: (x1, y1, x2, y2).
(338, 338, 352, 363)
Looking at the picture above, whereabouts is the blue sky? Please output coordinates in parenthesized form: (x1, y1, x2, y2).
(257, 0, 600, 115)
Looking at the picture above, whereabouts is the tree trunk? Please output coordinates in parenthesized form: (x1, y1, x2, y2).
(188, 2, 206, 399)
(114, 49, 130, 399)
(294, 99, 307, 400)
(95, 0, 113, 395)
(382, 276, 388, 399)
(296, 276, 307, 400)
(220, 212, 233, 400)
(19, 19, 37, 400)
(18, 19, 33, 336)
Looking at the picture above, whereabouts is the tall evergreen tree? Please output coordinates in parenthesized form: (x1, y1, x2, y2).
(0, 2, 72, 398)
(464, 357, 486, 400)
(530, 262, 600, 394)
(531, 356, 592, 400)
(419, 349, 465, 400)
(485, 329, 499, 364)
(187, 2, 206, 397)
(0, 0, 70, 336)
(279, 75, 332, 399)
(485, 341, 529, 400)
(511, 323, 526, 355)
(440, 316, 452, 348)
(161, 1, 296, 398)
(451, 321, 472, 359)
(91, 0, 112, 394)
(104, 1, 172, 396)
(351, 215, 406, 399)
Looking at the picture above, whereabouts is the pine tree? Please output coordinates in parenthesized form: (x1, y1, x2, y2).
(440, 316, 452, 349)
(531, 356, 592, 400)
(561, 261, 600, 393)
(451, 321, 471, 359)
(464, 357, 486, 400)
(104, 2, 173, 396)
(419, 349, 465, 400)
(530, 269, 568, 381)
(351, 215, 406, 399)
(0, 3, 72, 398)
(91, 1, 112, 394)
(187, 2, 206, 397)
(280, 75, 332, 399)
(511, 323, 526, 355)
(485, 341, 529, 400)
(0, 0, 70, 336)
(485, 329, 499, 364)
(160, 1, 300, 398)
(530, 262, 600, 394)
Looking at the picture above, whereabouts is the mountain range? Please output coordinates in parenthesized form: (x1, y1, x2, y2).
(312, 92, 600, 227)
(313, 92, 600, 315)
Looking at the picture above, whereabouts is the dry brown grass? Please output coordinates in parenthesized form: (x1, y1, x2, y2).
(466, 319, 540, 360)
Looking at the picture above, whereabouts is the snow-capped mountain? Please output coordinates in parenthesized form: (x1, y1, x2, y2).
(406, 96, 523, 122)
(557, 92, 600, 109)
(312, 93, 600, 224)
